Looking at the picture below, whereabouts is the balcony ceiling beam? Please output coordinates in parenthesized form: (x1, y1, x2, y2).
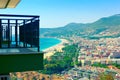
(0, 0, 20, 9)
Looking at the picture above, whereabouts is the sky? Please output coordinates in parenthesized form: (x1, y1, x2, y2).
(0, 0, 120, 28)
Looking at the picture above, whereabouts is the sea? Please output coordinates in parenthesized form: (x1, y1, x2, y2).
(40, 38, 61, 51)
(12, 35, 61, 51)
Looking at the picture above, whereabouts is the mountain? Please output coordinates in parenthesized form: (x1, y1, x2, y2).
(92, 14, 120, 27)
(40, 14, 120, 39)
(40, 23, 87, 37)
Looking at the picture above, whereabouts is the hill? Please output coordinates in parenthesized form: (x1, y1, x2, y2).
(40, 14, 120, 39)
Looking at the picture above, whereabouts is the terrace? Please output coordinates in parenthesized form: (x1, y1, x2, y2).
(0, 14, 43, 79)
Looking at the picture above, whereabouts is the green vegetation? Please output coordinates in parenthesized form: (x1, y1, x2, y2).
(11, 77, 17, 80)
(40, 14, 120, 39)
(97, 73, 114, 80)
(112, 63, 120, 69)
(91, 63, 108, 68)
(87, 33, 120, 40)
(40, 44, 80, 74)
(92, 62, 120, 69)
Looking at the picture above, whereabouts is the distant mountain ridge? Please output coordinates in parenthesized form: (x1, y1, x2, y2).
(40, 14, 120, 39)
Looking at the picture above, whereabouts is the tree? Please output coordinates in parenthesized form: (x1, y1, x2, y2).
(41, 77, 45, 80)
(97, 73, 114, 80)
(40, 44, 79, 74)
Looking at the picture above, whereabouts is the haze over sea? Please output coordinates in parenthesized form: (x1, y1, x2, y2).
(40, 38, 61, 51)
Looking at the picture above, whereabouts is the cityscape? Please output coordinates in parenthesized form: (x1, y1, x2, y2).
(1, 0, 120, 80)
(10, 14, 120, 80)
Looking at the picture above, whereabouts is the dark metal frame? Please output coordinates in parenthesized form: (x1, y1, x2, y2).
(0, 14, 40, 52)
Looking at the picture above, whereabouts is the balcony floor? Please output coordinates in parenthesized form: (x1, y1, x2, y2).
(0, 48, 39, 55)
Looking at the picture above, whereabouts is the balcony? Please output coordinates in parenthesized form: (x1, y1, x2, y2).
(0, 14, 43, 74)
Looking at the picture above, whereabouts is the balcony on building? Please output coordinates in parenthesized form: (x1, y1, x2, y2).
(0, 14, 43, 75)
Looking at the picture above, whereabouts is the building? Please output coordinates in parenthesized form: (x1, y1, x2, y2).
(0, 1, 43, 80)
(0, 14, 43, 80)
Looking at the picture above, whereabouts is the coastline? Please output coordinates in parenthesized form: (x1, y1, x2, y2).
(43, 38, 69, 59)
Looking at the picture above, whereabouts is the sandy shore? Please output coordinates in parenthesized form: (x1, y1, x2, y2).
(43, 39, 69, 59)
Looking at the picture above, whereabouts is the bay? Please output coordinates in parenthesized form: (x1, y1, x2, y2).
(40, 38, 61, 51)
(12, 35, 61, 51)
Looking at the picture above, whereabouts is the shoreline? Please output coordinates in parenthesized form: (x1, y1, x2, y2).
(43, 38, 69, 59)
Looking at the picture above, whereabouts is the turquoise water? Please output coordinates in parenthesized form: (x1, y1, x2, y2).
(40, 38, 61, 51)
(11, 35, 61, 51)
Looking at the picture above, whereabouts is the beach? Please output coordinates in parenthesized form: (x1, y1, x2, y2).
(43, 39, 69, 59)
